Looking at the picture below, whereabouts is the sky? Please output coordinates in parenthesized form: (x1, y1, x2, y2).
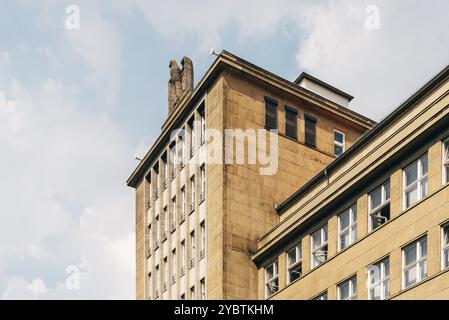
(0, 0, 449, 299)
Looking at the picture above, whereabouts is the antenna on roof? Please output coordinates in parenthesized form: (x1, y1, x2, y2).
(210, 48, 220, 57)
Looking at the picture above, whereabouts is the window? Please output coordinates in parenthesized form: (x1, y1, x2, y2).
(338, 276, 357, 300)
(163, 157, 168, 186)
(190, 176, 195, 212)
(200, 278, 206, 300)
(189, 120, 195, 157)
(163, 257, 168, 290)
(265, 260, 279, 297)
(333, 130, 345, 157)
(443, 139, 449, 184)
(171, 197, 176, 230)
(403, 236, 427, 289)
(369, 180, 391, 231)
(403, 154, 428, 209)
(163, 206, 168, 237)
(442, 224, 449, 270)
(311, 225, 328, 268)
(148, 272, 152, 299)
(181, 187, 186, 217)
(190, 286, 196, 300)
(181, 240, 186, 275)
(171, 144, 176, 179)
(190, 231, 196, 268)
(180, 134, 185, 168)
(286, 243, 302, 284)
(200, 221, 206, 260)
(264, 97, 278, 130)
(155, 215, 160, 240)
(172, 249, 177, 279)
(155, 265, 160, 290)
(200, 165, 206, 203)
(338, 205, 357, 251)
(199, 104, 206, 145)
(304, 114, 317, 147)
(313, 291, 328, 300)
(285, 107, 298, 140)
(368, 257, 390, 300)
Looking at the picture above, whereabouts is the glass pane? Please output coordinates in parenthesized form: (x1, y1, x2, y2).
(334, 131, 344, 143)
(404, 265, 417, 287)
(443, 226, 449, 246)
(370, 286, 381, 300)
(420, 155, 428, 175)
(368, 266, 379, 285)
(420, 178, 428, 198)
(334, 144, 343, 156)
(385, 181, 390, 200)
(312, 231, 322, 250)
(323, 226, 328, 242)
(340, 211, 350, 230)
(445, 166, 449, 184)
(405, 161, 418, 187)
(287, 249, 296, 266)
(370, 187, 382, 210)
(351, 225, 357, 244)
(289, 264, 302, 282)
(384, 259, 390, 277)
(445, 142, 449, 161)
(404, 244, 417, 266)
(443, 248, 449, 269)
(339, 281, 350, 299)
(340, 231, 350, 250)
(419, 260, 427, 280)
(266, 265, 273, 280)
(405, 185, 418, 208)
(383, 280, 390, 299)
(420, 238, 427, 258)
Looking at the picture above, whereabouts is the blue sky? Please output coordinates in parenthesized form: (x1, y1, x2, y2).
(0, 0, 449, 299)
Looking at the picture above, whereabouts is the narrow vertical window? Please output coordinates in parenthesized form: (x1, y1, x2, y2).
(285, 107, 298, 139)
(443, 139, 449, 184)
(181, 187, 186, 222)
(338, 205, 357, 251)
(200, 221, 206, 260)
(163, 155, 168, 189)
(155, 214, 160, 246)
(163, 206, 168, 240)
(199, 103, 206, 145)
(189, 119, 195, 158)
(200, 165, 206, 203)
(264, 97, 278, 130)
(171, 197, 176, 232)
(155, 265, 160, 298)
(265, 260, 279, 297)
(369, 180, 391, 231)
(442, 224, 449, 270)
(403, 154, 428, 209)
(311, 225, 328, 268)
(286, 243, 302, 284)
(368, 257, 390, 300)
(333, 130, 345, 157)
(163, 257, 168, 292)
(304, 114, 317, 147)
(180, 240, 186, 277)
(190, 176, 195, 213)
(338, 276, 357, 300)
(190, 286, 196, 300)
(200, 278, 206, 300)
(180, 134, 185, 169)
(403, 236, 427, 289)
(190, 231, 196, 269)
(148, 272, 152, 300)
(170, 144, 176, 180)
(172, 249, 177, 284)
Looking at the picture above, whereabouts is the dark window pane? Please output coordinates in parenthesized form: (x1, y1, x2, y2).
(305, 115, 317, 147)
(265, 99, 278, 130)
(285, 108, 297, 139)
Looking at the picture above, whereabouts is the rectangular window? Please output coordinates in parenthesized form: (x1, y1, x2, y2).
(172, 249, 177, 280)
(155, 265, 160, 289)
(190, 176, 195, 212)
(338, 205, 357, 251)
(200, 278, 206, 300)
(163, 257, 168, 289)
(163, 157, 168, 185)
(311, 225, 328, 268)
(285, 107, 298, 139)
(200, 165, 206, 202)
(189, 120, 195, 157)
(265, 97, 278, 130)
(313, 291, 328, 300)
(148, 272, 152, 299)
(181, 187, 186, 216)
(190, 231, 196, 265)
(190, 286, 195, 300)
(403, 236, 427, 289)
(180, 134, 185, 168)
(369, 180, 391, 231)
(181, 240, 186, 271)
(333, 130, 345, 157)
(368, 257, 390, 300)
(163, 206, 168, 236)
(171, 144, 176, 179)
(403, 154, 428, 209)
(442, 224, 449, 270)
(265, 260, 279, 297)
(171, 197, 176, 230)
(338, 276, 357, 300)
(199, 104, 206, 145)
(304, 114, 317, 147)
(155, 215, 160, 240)
(443, 139, 449, 184)
(286, 243, 302, 284)
(200, 221, 206, 259)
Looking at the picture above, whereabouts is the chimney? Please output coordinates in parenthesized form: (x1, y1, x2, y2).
(168, 57, 194, 114)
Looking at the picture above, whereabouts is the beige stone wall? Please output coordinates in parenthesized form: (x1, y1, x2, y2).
(220, 69, 368, 299)
(136, 180, 145, 300)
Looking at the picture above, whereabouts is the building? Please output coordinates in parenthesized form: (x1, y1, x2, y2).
(127, 50, 375, 300)
(253, 63, 449, 300)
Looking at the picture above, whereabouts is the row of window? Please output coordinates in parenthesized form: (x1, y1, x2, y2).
(149, 221, 206, 299)
(267, 224, 449, 299)
(148, 165, 206, 251)
(265, 138, 449, 298)
(264, 97, 346, 157)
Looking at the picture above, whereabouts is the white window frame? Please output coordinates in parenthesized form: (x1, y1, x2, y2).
(368, 257, 390, 300)
(311, 225, 328, 268)
(190, 176, 195, 207)
(337, 276, 357, 300)
(200, 221, 206, 253)
(403, 153, 428, 209)
(368, 180, 391, 232)
(200, 165, 206, 195)
(338, 205, 357, 251)
(200, 111, 206, 145)
(333, 129, 346, 157)
(181, 187, 186, 215)
(286, 243, 302, 284)
(265, 260, 279, 298)
(443, 138, 449, 185)
(402, 236, 427, 289)
(441, 223, 449, 270)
